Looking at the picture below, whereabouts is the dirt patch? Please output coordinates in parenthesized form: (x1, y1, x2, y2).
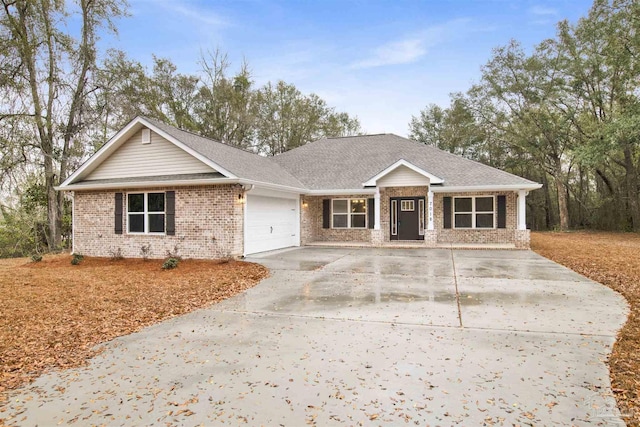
(532, 231, 640, 426)
(0, 254, 268, 410)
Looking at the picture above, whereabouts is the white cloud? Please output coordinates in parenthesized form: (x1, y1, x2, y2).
(138, 0, 230, 28)
(529, 5, 558, 16)
(350, 19, 472, 69)
(351, 37, 427, 69)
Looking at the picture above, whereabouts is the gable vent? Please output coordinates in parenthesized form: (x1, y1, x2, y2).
(141, 129, 151, 144)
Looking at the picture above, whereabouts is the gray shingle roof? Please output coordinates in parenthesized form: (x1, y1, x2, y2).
(146, 118, 305, 189)
(272, 134, 538, 190)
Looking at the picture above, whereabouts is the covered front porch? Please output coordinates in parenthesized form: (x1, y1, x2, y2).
(300, 186, 531, 249)
(299, 159, 533, 249)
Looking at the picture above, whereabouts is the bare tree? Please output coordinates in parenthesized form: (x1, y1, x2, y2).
(0, 0, 127, 249)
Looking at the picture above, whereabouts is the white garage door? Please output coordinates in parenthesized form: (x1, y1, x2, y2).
(245, 195, 299, 255)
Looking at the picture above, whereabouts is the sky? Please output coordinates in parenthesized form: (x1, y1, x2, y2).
(100, 0, 594, 136)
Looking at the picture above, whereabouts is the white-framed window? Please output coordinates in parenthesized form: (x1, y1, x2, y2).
(419, 199, 425, 235)
(453, 196, 495, 229)
(127, 192, 166, 234)
(400, 200, 415, 211)
(332, 199, 367, 229)
(390, 200, 397, 235)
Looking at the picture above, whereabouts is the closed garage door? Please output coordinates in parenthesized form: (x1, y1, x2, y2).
(245, 195, 299, 255)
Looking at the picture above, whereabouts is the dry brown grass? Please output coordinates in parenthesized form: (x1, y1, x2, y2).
(0, 254, 268, 408)
(532, 231, 640, 426)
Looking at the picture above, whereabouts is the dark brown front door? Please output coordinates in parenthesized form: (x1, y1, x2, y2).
(390, 197, 425, 241)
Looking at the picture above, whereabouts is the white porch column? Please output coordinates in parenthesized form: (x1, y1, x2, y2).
(374, 187, 381, 230)
(517, 190, 527, 230)
(427, 190, 434, 230)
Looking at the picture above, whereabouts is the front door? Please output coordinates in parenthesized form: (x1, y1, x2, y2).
(390, 197, 425, 240)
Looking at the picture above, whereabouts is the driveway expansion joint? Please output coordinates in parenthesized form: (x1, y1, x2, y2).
(450, 249, 464, 328)
(214, 308, 618, 338)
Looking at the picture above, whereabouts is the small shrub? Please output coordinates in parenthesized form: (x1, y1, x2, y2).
(108, 247, 124, 261)
(140, 244, 152, 261)
(162, 257, 179, 270)
(71, 253, 84, 265)
(165, 244, 181, 260)
(30, 254, 42, 262)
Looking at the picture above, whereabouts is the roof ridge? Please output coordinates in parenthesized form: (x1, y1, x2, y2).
(325, 133, 389, 140)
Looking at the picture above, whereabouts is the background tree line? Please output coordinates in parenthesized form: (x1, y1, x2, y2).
(409, 0, 640, 232)
(1, 0, 637, 257)
(0, 0, 360, 257)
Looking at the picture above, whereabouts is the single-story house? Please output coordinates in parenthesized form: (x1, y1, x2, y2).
(57, 116, 542, 258)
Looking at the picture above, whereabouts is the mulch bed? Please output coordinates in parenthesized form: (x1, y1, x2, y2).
(532, 231, 640, 426)
(0, 254, 268, 412)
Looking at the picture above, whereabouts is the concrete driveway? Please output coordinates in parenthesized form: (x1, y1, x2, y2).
(3, 248, 628, 426)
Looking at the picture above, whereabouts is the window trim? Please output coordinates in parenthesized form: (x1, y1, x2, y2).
(331, 198, 367, 229)
(391, 199, 397, 235)
(453, 195, 496, 229)
(126, 191, 166, 235)
(418, 199, 425, 235)
(400, 200, 415, 211)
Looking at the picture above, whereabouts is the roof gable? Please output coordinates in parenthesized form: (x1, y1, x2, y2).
(85, 128, 216, 181)
(61, 117, 237, 187)
(363, 159, 444, 186)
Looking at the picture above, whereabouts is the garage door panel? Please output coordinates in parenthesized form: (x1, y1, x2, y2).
(245, 195, 299, 255)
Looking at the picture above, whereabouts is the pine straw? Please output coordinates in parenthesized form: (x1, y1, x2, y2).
(532, 231, 640, 426)
(0, 254, 268, 408)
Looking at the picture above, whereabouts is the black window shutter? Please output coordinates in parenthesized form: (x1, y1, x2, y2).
(367, 198, 375, 229)
(166, 191, 176, 235)
(115, 193, 123, 234)
(443, 197, 452, 229)
(322, 199, 330, 229)
(497, 195, 506, 229)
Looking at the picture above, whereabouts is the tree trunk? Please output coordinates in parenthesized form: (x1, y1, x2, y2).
(552, 157, 570, 231)
(623, 146, 640, 232)
(44, 153, 61, 249)
(555, 177, 570, 231)
(542, 173, 553, 229)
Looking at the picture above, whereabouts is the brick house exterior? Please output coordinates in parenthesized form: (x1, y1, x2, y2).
(300, 190, 530, 250)
(59, 117, 541, 258)
(73, 185, 244, 259)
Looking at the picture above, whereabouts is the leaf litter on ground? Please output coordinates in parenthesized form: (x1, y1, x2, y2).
(0, 254, 267, 413)
(532, 231, 640, 427)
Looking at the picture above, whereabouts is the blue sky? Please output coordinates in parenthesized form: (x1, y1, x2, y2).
(102, 0, 593, 136)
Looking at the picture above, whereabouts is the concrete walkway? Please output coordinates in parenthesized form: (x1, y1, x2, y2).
(3, 248, 629, 426)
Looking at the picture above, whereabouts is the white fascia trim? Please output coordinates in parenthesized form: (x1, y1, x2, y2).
(430, 183, 543, 193)
(237, 179, 305, 195)
(56, 178, 239, 191)
(58, 117, 238, 189)
(305, 188, 377, 196)
(59, 117, 143, 187)
(137, 117, 237, 179)
(362, 159, 444, 186)
(57, 178, 308, 194)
